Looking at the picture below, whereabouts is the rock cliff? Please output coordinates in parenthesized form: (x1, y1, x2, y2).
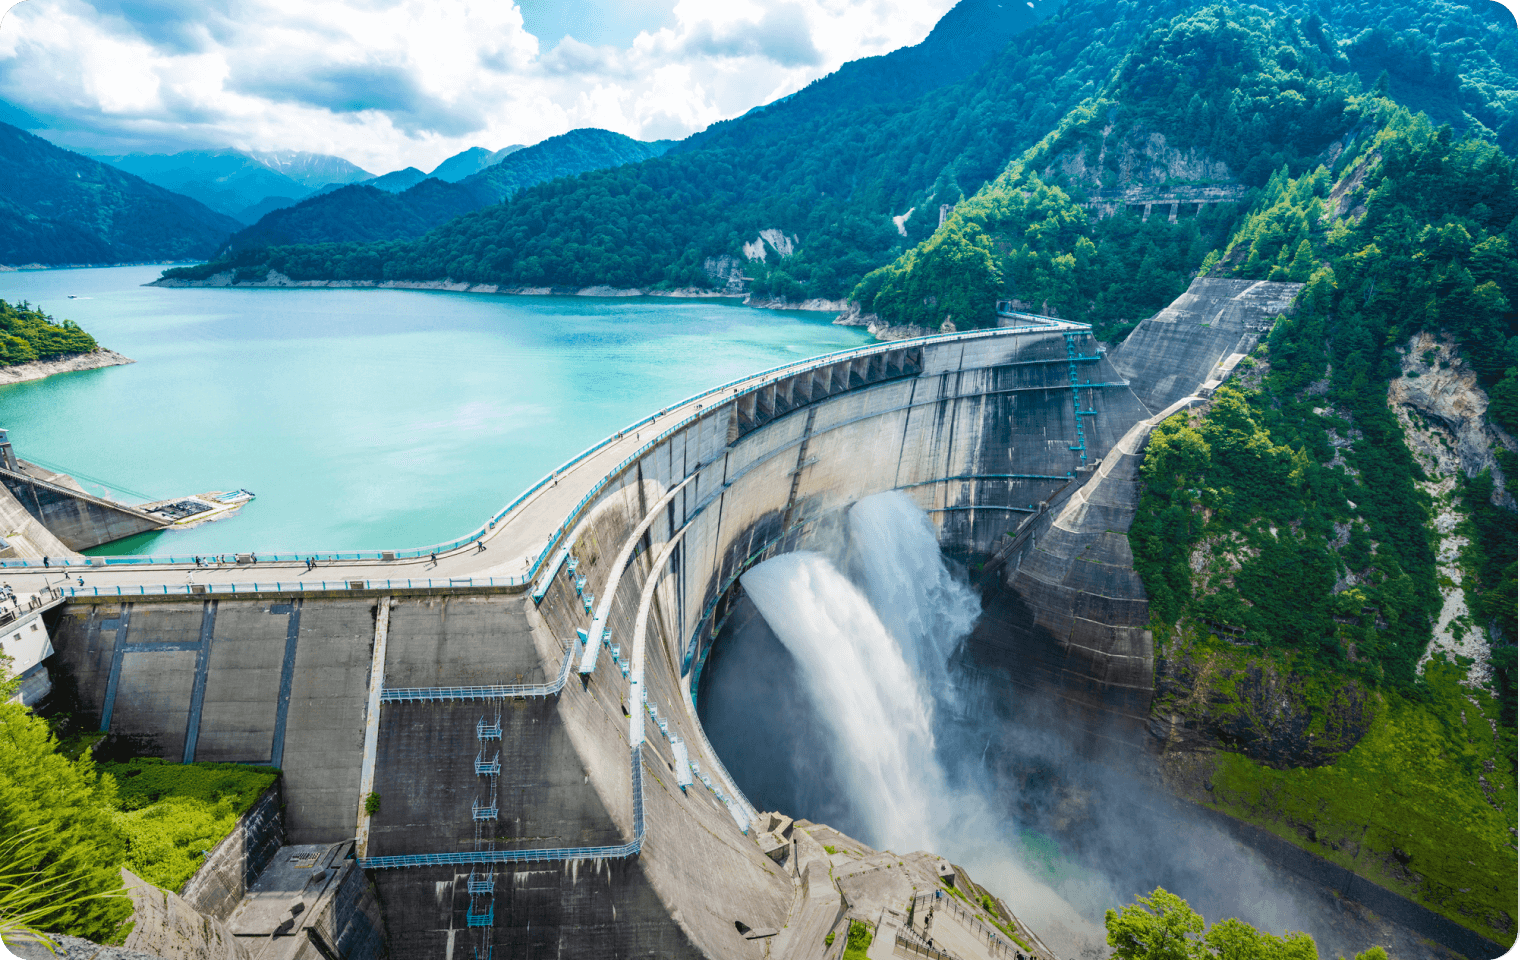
(1388, 331, 1515, 506)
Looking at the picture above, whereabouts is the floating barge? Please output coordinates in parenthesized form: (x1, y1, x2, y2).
(140, 489, 255, 527)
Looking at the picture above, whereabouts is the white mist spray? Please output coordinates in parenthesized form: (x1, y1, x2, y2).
(739, 492, 976, 853)
(741, 491, 1107, 955)
(741, 548, 945, 852)
(845, 492, 981, 707)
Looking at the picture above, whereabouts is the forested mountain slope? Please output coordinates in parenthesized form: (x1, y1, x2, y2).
(429, 145, 524, 182)
(854, 4, 1516, 944)
(0, 122, 241, 265)
(219, 128, 671, 254)
(677, 0, 1057, 150)
(162, 0, 1202, 289)
(162, 0, 1513, 303)
(857, 5, 1362, 338)
(1130, 102, 1516, 946)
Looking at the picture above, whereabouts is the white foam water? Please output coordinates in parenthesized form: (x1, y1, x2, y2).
(740, 491, 1106, 954)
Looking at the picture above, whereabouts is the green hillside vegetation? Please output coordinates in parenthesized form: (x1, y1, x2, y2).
(0, 123, 240, 266)
(0, 702, 276, 942)
(105, 758, 277, 892)
(1326, 0, 1517, 148)
(1207, 660, 1517, 946)
(159, 0, 1213, 293)
(1135, 104, 1515, 693)
(220, 129, 674, 255)
(0, 703, 129, 942)
(0, 300, 98, 365)
(1132, 101, 1516, 944)
(159, 0, 1512, 308)
(856, 6, 1366, 336)
(224, 178, 487, 253)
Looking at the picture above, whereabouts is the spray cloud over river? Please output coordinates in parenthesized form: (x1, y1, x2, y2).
(701, 492, 1406, 960)
(736, 492, 1105, 952)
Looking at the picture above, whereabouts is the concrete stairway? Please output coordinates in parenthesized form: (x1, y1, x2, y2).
(770, 829, 845, 960)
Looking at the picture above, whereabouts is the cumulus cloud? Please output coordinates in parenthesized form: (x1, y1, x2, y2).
(0, 0, 957, 172)
(683, 3, 822, 67)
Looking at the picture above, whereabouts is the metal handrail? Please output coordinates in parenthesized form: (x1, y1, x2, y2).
(60, 577, 527, 599)
(381, 643, 576, 702)
(912, 892, 1025, 959)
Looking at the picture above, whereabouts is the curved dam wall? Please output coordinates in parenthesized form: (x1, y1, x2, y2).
(42, 281, 1303, 958)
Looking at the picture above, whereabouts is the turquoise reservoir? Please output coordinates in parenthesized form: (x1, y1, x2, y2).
(0, 266, 868, 554)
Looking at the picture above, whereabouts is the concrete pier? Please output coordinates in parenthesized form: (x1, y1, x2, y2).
(0, 460, 166, 551)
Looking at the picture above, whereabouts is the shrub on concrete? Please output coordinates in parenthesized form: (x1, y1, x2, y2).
(103, 759, 277, 894)
(843, 920, 873, 959)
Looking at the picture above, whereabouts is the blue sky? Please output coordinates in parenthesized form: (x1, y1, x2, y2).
(0, 0, 959, 172)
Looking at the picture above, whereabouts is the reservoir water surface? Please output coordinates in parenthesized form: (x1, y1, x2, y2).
(0, 266, 868, 555)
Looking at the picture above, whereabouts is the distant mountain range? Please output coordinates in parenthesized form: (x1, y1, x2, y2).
(0, 121, 242, 265)
(429, 146, 525, 182)
(221, 129, 671, 254)
(0, 124, 666, 265)
(91, 149, 369, 224)
(92, 143, 538, 225)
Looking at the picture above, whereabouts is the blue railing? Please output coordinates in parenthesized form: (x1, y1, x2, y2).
(60, 577, 527, 598)
(471, 801, 498, 822)
(362, 744, 647, 869)
(466, 872, 495, 895)
(474, 752, 500, 776)
(381, 643, 576, 702)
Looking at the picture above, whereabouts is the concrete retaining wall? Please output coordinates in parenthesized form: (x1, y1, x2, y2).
(49, 598, 373, 843)
(1108, 277, 1301, 414)
(180, 782, 286, 923)
(0, 466, 164, 551)
(121, 869, 250, 960)
(303, 856, 387, 960)
(0, 478, 76, 559)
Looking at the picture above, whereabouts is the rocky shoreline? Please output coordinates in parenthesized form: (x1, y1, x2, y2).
(151, 270, 927, 340)
(0, 349, 135, 385)
(151, 269, 744, 300)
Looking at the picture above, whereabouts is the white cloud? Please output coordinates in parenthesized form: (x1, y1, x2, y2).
(0, 0, 956, 171)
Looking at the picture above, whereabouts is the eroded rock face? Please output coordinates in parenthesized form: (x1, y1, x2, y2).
(1388, 331, 1515, 506)
(1046, 129, 1233, 188)
(742, 228, 797, 261)
(702, 255, 749, 294)
(1150, 644, 1373, 768)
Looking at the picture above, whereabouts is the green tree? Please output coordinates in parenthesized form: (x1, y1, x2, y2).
(1286, 238, 1317, 281)
(1106, 888, 1206, 960)
(0, 704, 130, 941)
(1106, 888, 1390, 960)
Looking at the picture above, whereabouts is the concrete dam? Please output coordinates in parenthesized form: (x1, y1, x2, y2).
(28, 278, 1306, 959)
